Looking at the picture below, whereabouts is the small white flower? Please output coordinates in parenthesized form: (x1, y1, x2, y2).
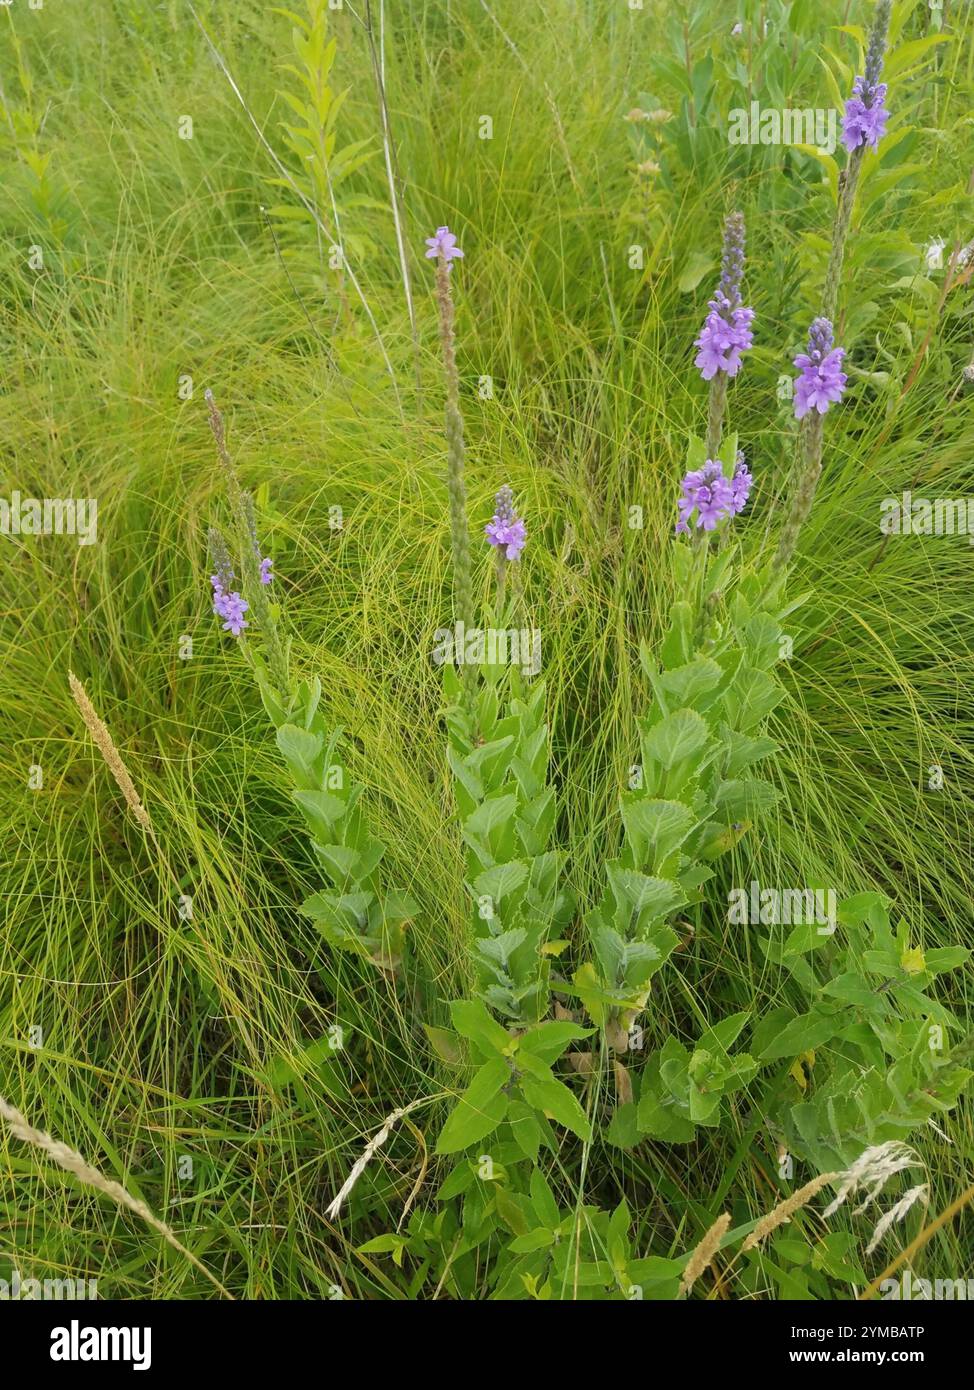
(925, 238, 946, 271)
(731, 22, 743, 36)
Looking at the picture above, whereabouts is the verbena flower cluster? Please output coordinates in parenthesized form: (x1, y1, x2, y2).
(211, 572, 249, 637)
(842, 8, 890, 154)
(425, 225, 464, 267)
(842, 74, 888, 152)
(694, 212, 755, 381)
(676, 453, 752, 533)
(793, 317, 848, 420)
(484, 483, 526, 560)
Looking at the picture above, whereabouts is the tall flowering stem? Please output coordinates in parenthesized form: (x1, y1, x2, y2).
(775, 318, 847, 570)
(823, 0, 891, 323)
(205, 390, 289, 694)
(427, 226, 475, 644)
(694, 211, 754, 457)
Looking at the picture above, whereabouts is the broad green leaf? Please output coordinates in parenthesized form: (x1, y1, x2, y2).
(518, 1020, 593, 1066)
(759, 1011, 844, 1061)
(449, 998, 512, 1057)
(520, 1070, 592, 1142)
(621, 797, 697, 871)
(436, 1057, 510, 1154)
(643, 708, 711, 769)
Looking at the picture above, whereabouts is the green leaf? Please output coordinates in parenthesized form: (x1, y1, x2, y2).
(697, 1010, 750, 1057)
(605, 864, 686, 926)
(276, 723, 323, 771)
(529, 1168, 561, 1229)
(449, 998, 512, 1057)
(465, 793, 518, 838)
(759, 1011, 844, 1061)
(472, 860, 530, 905)
(643, 709, 712, 770)
(293, 787, 348, 832)
(518, 1020, 593, 1066)
(520, 1069, 592, 1142)
(508, 1100, 543, 1161)
(436, 1057, 511, 1154)
(621, 797, 697, 871)
(658, 657, 724, 707)
(677, 250, 713, 293)
(424, 1025, 462, 1065)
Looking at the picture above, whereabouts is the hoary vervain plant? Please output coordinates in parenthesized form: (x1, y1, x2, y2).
(204, 390, 416, 972)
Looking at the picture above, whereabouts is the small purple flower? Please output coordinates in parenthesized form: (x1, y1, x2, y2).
(260, 556, 273, 585)
(485, 483, 526, 560)
(216, 591, 249, 637)
(842, 76, 889, 153)
(676, 459, 738, 534)
(793, 317, 847, 420)
(729, 450, 752, 515)
(694, 212, 754, 381)
(425, 225, 464, 267)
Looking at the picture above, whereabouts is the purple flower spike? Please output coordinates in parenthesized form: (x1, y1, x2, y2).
(425, 225, 464, 267)
(694, 212, 755, 381)
(842, 76, 888, 152)
(842, 2, 891, 153)
(485, 483, 527, 560)
(260, 556, 273, 585)
(675, 458, 750, 534)
(793, 317, 847, 420)
(216, 591, 249, 637)
(717, 210, 746, 307)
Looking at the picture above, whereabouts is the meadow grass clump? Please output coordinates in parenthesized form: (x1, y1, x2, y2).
(1, 0, 974, 1304)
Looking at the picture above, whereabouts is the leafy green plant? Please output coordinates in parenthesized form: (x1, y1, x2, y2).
(266, 0, 377, 280)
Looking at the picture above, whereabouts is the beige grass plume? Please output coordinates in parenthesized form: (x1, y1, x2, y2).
(68, 672, 154, 837)
(678, 1211, 731, 1298)
(741, 1171, 839, 1252)
(0, 1094, 232, 1298)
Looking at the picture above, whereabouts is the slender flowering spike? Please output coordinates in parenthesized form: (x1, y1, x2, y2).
(208, 526, 234, 602)
(204, 392, 290, 691)
(425, 225, 464, 267)
(485, 484, 527, 561)
(843, 0, 892, 153)
(793, 317, 847, 420)
(427, 223, 475, 651)
(696, 212, 754, 456)
(822, 0, 891, 321)
(717, 210, 746, 308)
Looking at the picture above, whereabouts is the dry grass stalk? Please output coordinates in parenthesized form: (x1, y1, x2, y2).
(326, 1098, 427, 1221)
(678, 1211, 731, 1298)
(68, 672, 154, 838)
(742, 1172, 839, 1252)
(0, 1094, 232, 1299)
